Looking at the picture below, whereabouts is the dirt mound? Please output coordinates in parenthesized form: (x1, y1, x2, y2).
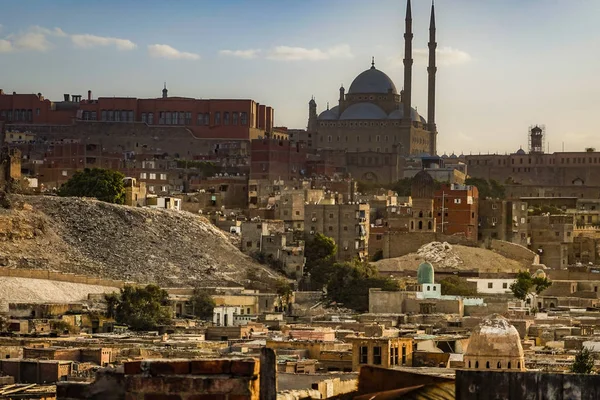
(375, 241, 529, 274)
(0, 195, 283, 289)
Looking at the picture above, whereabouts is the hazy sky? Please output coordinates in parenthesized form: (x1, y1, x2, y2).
(2, 0, 600, 155)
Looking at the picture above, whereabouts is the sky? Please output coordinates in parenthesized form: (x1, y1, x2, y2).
(2, 0, 600, 155)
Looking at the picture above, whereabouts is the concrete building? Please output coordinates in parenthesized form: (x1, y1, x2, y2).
(146, 195, 181, 210)
(123, 177, 146, 207)
(529, 215, 574, 269)
(249, 138, 307, 181)
(478, 200, 528, 246)
(434, 183, 478, 240)
(410, 170, 436, 233)
(304, 203, 370, 261)
(466, 278, 516, 294)
(347, 336, 414, 372)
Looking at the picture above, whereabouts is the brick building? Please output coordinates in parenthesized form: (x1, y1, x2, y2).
(249, 138, 307, 181)
(478, 200, 528, 246)
(434, 183, 478, 241)
(0, 88, 276, 140)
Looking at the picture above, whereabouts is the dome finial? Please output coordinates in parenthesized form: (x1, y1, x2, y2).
(371, 56, 375, 69)
(326, 101, 330, 110)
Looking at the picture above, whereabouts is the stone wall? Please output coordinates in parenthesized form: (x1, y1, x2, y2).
(456, 370, 600, 400)
(489, 239, 539, 264)
(0, 267, 127, 288)
(58, 356, 275, 400)
(382, 231, 477, 259)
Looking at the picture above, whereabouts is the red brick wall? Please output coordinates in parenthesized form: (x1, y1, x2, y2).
(434, 184, 479, 241)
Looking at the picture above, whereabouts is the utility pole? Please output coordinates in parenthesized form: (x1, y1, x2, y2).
(440, 191, 447, 233)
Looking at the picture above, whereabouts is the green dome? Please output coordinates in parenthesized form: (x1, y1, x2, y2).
(417, 262, 435, 285)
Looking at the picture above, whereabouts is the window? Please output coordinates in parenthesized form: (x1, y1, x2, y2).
(140, 172, 147, 179)
(232, 112, 239, 125)
(160, 173, 167, 180)
(149, 173, 156, 180)
(197, 113, 203, 125)
(185, 111, 191, 125)
(373, 346, 382, 365)
(172, 111, 179, 125)
(246, 241, 252, 248)
(486, 361, 490, 369)
(215, 112, 221, 124)
(165, 112, 172, 124)
(488, 282, 493, 289)
(492, 217, 498, 224)
(328, 226, 333, 231)
(36, 108, 40, 116)
(141, 113, 147, 123)
(454, 198, 462, 204)
(503, 282, 508, 289)
(359, 346, 368, 364)
(492, 203, 498, 210)
(240, 112, 248, 125)
(224, 112, 230, 125)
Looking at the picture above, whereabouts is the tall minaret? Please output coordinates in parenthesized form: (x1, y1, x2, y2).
(427, 1, 437, 135)
(162, 82, 168, 99)
(427, 1, 438, 154)
(307, 97, 317, 132)
(403, 0, 413, 125)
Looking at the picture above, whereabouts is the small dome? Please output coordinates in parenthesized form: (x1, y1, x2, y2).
(534, 269, 547, 279)
(515, 148, 526, 155)
(388, 107, 424, 122)
(339, 102, 387, 120)
(348, 66, 398, 95)
(441, 153, 448, 159)
(411, 170, 435, 199)
(417, 262, 434, 285)
(464, 314, 525, 371)
(318, 106, 340, 120)
(449, 153, 458, 159)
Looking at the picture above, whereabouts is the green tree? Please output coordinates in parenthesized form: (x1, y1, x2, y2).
(304, 233, 338, 288)
(571, 347, 595, 374)
(509, 271, 552, 301)
(190, 288, 216, 320)
(59, 168, 126, 204)
(465, 177, 505, 200)
(439, 276, 477, 296)
(326, 259, 398, 312)
(107, 284, 172, 331)
(529, 205, 563, 216)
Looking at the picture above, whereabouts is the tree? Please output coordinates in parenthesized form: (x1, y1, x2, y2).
(107, 284, 172, 331)
(190, 288, 216, 320)
(509, 271, 552, 301)
(59, 168, 126, 204)
(439, 276, 477, 296)
(465, 177, 505, 200)
(325, 259, 398, 312)
(304, 233, 338, 289)
(571, 347, 595, 374)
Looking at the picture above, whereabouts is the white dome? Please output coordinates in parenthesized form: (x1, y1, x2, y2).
(339, 103, 387, 120)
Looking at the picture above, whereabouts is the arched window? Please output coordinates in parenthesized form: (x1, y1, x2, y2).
(475, 361, 479, 369)
(517, 362, 521, 369)
(468, 361, 471, 368)
(410, 221, 414, 230)
(508, 362, 511, 369)
(486, 361, 490, 369)
(418, 221, 423, 230)
(427, 286, 431, 291)
(428, 221, 432, 230)
(497, 362, 501, 369)
(419, 211, 423, 218)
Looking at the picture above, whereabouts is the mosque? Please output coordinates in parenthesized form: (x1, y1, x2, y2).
(308, 0, 438, 168)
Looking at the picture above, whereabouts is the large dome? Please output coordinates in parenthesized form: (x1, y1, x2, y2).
(339, 103, 387, 120)
(464, 314, 525, 371)
(348, 66, 398, 95)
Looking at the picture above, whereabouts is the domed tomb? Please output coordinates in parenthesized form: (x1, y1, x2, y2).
(417, 262, 435, 285)
(411, 170, 435, 199)
(464, 314, 525, 371)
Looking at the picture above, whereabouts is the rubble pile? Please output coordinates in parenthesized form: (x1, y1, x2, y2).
(416, 241, 464, 269)
(0, 195, 282, 289)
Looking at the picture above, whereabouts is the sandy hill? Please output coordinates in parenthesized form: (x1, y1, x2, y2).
(374, 242, 532, 275)
(0, 195, 283, 289)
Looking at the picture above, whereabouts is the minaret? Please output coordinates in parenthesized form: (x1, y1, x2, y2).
(162, 82, 168, 99)
(339, 84, 345, 113)
(307, 96, 317, 132)
(427, 1, 437, 135)
(403, 0, 413, 125)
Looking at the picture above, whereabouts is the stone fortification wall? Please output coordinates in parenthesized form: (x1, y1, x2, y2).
(0, 267, 127, 288)
(489, 239, 539, 264)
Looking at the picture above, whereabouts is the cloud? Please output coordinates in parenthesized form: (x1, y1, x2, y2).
(148, 44, 200, 60)
(12, 32, 53, 51)
(219, 49, 260, 59)
(71, 34, 136, 50)
(0, 39, 11, 53)
(267, 44, 353, 61)
(31, 26, 67, 37)
(413, 46, 472, 66)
